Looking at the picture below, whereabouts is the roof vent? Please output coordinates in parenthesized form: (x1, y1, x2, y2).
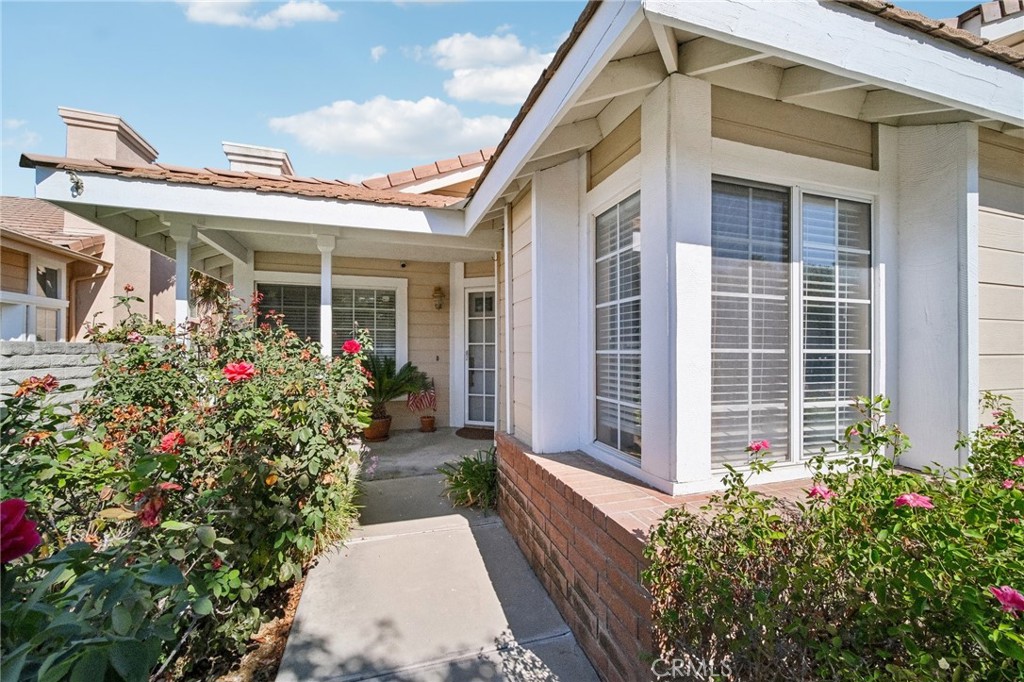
(58, 107, 158, 164)
(222, 142, 294, 176)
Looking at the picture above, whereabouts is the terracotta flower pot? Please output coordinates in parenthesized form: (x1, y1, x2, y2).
(363, 416, 392, 442)
(419, 415, 436, 433)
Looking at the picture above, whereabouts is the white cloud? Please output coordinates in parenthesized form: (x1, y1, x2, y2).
(2, 119, 40, 149)
(427, 32, 552, 105)
(370, 45, 387, 62)
(268, 96, 509, 158)
(179, 0, 339, 30)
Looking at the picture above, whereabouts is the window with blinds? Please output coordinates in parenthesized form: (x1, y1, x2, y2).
(711, 181, 791, 467)
(711, 180, 872, 467)
(256, 284, 398, 360)
(595, 192, 642, 460)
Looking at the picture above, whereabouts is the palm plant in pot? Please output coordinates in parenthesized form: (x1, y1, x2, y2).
(363, 353, 425, 442)
(407, 375, 437, 432)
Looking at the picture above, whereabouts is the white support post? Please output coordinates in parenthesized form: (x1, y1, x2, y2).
(896, 123, 980, 469)
(641, 74, 713, 487)
(531, 157, 582, 453)
(316, 235, 335, 357)
(169, 224, 194, 333)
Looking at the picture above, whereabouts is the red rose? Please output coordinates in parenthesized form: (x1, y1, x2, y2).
(212, 557, 223, 570)
(157, 482, 183, 491)
(123, 283, 135, 293)
(13, 374, 59, 398)
(137, 494, 165, 528)
(223, 361, 256, 383)
(158, 431, 185, 454)
(342, 339, 362, 354)
(1, 499, 41, 563)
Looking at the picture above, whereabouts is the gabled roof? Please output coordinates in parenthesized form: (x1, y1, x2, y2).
(19, 154, 463, 209)
(360, 148, 496, 191)
(0, 195, 105, 255)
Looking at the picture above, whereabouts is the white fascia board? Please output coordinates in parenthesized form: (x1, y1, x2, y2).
(643, 0, 1024, 126)
(34, 168, 466, 237)
(464, 0, 646, 232)
(398, 166, 482, 195)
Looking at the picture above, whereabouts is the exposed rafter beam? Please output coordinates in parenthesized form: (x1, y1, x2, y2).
(533, 119, 602, 161)
(203, 254, 234, 270)
(859, 90, 956, 121)
(195, 227, 250, 265)
(597, 90, 646, 137)
(136, 215, 170, 238)
(189, 244, 219, 262)
(701, 61, 784, 101)
(96, 206, 131, 219)
(575, 52, 666, 107)
(679, 37, 765, 76)
(651, 22, 678, 73)
(777, 65, 863, 101)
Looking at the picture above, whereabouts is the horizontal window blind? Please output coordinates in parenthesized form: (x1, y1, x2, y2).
(711, 180, 791, 467)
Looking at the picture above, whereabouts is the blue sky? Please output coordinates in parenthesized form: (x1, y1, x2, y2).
(1, 1, 983, 198)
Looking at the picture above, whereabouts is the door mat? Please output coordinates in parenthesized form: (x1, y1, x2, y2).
(455, 427, 495, 440)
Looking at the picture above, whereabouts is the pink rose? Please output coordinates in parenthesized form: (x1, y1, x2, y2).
(1013, 456, 1024, 467)
(989, 586, 1024, 617)
(126, 331, 144, 344)
(894, 492, 934, 509)
(157, 482, 183, 491)
(1004, 480, 1017, 490)
(158, 431, 185, 454)
(747, 439, 771, 453)
(223, 361, 256, 383)
(808, 484, 837, 501)
(1, 499, 42, 563)
(342, 339, 362, 354)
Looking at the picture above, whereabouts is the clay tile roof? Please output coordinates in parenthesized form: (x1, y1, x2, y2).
(19, 154, 462, 209)
(360, 147, 497, 191)
(836, 1, 1024, 67)
(0, 195, 106, 255)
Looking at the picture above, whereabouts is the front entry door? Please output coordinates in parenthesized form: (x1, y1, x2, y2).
(465, 290, 496, 425)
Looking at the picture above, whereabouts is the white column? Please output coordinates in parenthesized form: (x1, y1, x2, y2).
(449, 262, 466, 428)
(530, 157, 582, 453)
(169, 225, 193, 332)
(641, 74, 713, 487)
(232, 253, 256, 305)
(315, 235, 335, 357)
(897, 123, 980, 469)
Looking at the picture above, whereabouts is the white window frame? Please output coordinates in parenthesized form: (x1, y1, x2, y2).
(580, 156, 644, 471)
(253, 271, 408, 365)
(710, 139, 883, 476)
(0, 251, 68, 342)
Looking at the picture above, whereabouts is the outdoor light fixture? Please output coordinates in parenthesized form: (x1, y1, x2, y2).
(432, 286, 445, 310)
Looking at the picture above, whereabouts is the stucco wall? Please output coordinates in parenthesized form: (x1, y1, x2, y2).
(978, 129, 1024, 414)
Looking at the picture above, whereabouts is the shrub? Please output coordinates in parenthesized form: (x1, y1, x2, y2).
(644, 395, 1024, 681)
(438, 446, 498, 509)
(1, 286, 372, 679)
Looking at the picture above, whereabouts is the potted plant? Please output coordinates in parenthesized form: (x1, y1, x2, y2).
(363, 353, 424, 442)
(407, 375, 437, 433)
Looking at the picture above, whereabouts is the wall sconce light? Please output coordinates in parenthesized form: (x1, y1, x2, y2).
(432, 286, 446, 310)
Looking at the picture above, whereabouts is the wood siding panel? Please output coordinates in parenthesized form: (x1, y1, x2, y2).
(252, 253, 450, 429)
(711, 87, 874, 169)
(588, 108, 641, 190)
(464, 260, 494, 279)
(978, 131, 1024, 414)
(497, 246, 506, 432)
(510, 189, 533, 447)
(1, 247, 29, 294)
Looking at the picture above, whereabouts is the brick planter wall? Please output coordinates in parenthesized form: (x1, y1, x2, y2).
(496, 432, 681, 682)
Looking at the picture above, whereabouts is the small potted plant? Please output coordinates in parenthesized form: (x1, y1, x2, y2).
(363, 353, 425, 442)
(407, 374, 437, 433)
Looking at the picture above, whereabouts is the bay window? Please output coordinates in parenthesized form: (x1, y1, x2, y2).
(711, 178, 872, 466)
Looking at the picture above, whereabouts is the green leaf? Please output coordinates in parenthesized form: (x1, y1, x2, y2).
(140, 562, 184, 586)
(197, 525, 216, 548)
(109, 641, 152, 682)
(193, 596, 214, 616)
(112, 604, 133, 636)
(70, 648, 108, 682)
(168, 547, 186, 561)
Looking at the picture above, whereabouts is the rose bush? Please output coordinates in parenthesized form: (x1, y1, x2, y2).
(644, 394, 1024, 681)
(1, 285, 372, 680)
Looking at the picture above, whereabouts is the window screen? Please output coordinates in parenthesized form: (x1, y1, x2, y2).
(595, 192, 641, 460)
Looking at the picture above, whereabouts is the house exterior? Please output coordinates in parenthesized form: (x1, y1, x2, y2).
(19, 1, 1023, 677)
(0, 195, 175, 342)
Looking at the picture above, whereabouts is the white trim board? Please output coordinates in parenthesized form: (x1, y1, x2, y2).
(448, 263, 497, 428)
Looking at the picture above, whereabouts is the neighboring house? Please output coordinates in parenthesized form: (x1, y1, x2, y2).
(17, 1, 1024, 675)
(0, 196, 175, 342)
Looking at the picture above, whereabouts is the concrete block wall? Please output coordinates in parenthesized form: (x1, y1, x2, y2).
(0, 341, 118, 404)
(496, 432, 665, 682)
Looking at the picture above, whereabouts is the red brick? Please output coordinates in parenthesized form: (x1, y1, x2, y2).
(567, 544, 598, 585)
(603, 563, 652, 619)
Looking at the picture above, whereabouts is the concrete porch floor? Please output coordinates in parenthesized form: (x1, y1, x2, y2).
(276, 428, 599, 682)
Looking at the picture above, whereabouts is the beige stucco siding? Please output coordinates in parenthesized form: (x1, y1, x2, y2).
(510, 188, 533, 447)
(978, 129, 1024, 414)
(253, 253, 451, 430)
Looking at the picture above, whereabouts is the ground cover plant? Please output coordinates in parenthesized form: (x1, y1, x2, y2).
(438, 446, 498, 509)
(644, 394, 1024, 681)
(1, 285, 373, 681)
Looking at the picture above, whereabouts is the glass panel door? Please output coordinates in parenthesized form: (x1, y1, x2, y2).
(466, 290, 496, 425)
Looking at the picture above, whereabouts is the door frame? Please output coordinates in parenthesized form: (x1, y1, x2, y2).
(448, 262, 496, 428)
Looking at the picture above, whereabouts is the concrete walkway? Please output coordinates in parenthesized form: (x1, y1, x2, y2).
(277, 430, 599, 682)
